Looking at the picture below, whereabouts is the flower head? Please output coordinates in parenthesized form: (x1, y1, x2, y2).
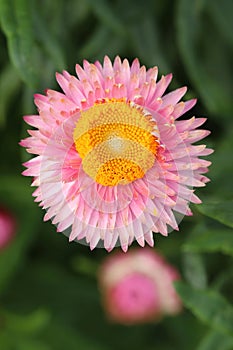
(98, 248, 182, 324)
(20, 56, 213, 251)
(0, 206, 16, 250)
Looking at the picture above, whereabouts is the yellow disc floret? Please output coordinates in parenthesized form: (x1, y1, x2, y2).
(73, 99, 159, 186)
(96, 159, 144, 186)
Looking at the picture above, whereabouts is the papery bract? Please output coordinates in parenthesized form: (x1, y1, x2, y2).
(21, 56, 213, 251)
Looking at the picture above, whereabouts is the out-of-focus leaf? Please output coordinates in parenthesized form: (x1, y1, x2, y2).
(79, 24, 126, 62)
(0, 333, 50, 350)
(79, 26, 111, 59)
(212, 267, 233, 292)
(208, 0, 233, 46)
(129, 14, 170, 72)
(0, 175, 40, 295)
(5, 309, 50, 334)
(196, 201, 233, 229)
(0, 64, 21, 128)
(183, 224, 233, 256)
(31, 2, 66, 71)
(197, 329, 233, 350)
(176, 0, 233, 118)
(0, 0, 39, 87)
(43, 322, 108, 350)
(1, 305, 106, 350)
(182, 252, 207, 289)
(67, 0, 91, 27)
(87, 0, 125, 36)
(71, 255, 98, 277)
(164, 311, 207, 350)
(175, 282, 233, 336)
(15, 340, 50, 350)
(3, 263, 149, 350)
(205, 129, 233, 200)
(0, 309, 51, 350)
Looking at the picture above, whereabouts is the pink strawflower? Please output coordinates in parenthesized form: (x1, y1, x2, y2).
(98, 248, 182, 324)
(20, 56, 213, 251)
(0, 206, 16, 250)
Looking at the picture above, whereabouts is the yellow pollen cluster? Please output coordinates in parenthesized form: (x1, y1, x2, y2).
(73, 99, 159, 186)
(96, 159, 144, 186)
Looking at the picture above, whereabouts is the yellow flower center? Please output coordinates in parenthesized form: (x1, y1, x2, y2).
(73, 98, 159, 186)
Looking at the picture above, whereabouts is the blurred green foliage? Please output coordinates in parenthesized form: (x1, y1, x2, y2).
(0, 0, 232, 349)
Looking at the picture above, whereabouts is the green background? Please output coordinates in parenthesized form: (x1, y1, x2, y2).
(0, 0, 233, 349)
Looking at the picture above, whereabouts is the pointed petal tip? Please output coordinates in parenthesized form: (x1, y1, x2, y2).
(43, 213, 50, 222)
(83, 58, 90, 66)
(34, 93, 44, 100)
(147, 240, 154, 248)
(69, 228, 79, 242)
(19, 140, 25, 147)
(106, 246, 114, 253)
(55, 71, 63, 81)
(147, 238, 155, 248)
(121, 244, 128, 253)
(187, 98, 198, 110)
(69, 236, 74, 243)
(167, 72, 173, 79)
(207, 148, 214, 155)
(104, 54, 111, 61)
(137, 236, 145, 247)
(132, 57, 139, 64)
(146, 233, 154, 246)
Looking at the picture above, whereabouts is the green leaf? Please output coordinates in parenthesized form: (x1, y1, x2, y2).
(0, 64, 21, 128)
(71, 255, 98, 277)
(79, 24, 126, 63)
(0, 309, 51, 350)
(79, 26, 113, 59)
(5, 309, 50, 334)
(205, 129, 233, 200)
(0, 175, 40, 295)
(129, 13, 170, 72)
(212, 267, 233, 292)
(87, 0, 125, 36)
(208, 0, 233, 46)
(176, 0, 233, 118)
(0, 333, 50, 350)
(175, 282, 233, 336)
(3, 262, 149, 350)
(197, 329, 233, 350)
(1, 303, 106, 350)
(183, 224, 233, 256)
(15, 340, 50, 350)
(31, 2, 66, 71)
(43, 322, 107, 350)
(182, 252, 207, 289)
(0, 0, 39, 87)
(67, 0, 91, 27)
(197, 201, 233, 229)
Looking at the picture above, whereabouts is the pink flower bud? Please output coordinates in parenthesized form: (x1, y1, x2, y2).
(98, 248, 182, 325)
(0, 207, 16, 250)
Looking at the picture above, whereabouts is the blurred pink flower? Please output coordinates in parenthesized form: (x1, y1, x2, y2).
(21, 56, 213, 251)
(98, 248, 182, 324)
(0, 207, 16, 250)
